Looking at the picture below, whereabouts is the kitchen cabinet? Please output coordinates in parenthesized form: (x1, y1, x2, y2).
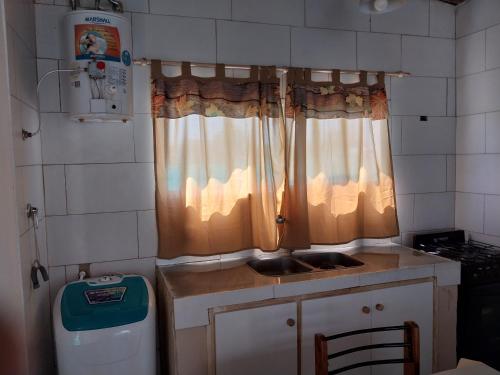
(214, 302, 298, 375)
(301, 282, 433, 375)
(302, 290, 372, 375)
(371, 282, 433, 375)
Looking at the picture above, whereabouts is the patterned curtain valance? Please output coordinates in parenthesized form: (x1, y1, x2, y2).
(151, 61, 281, 119)
(286, 68, 388, 120)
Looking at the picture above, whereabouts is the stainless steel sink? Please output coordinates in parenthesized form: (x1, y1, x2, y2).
(247, 257, 313, 277)
(293, 252, 364, 270)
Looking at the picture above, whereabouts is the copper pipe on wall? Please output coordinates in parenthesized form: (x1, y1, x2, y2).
(132, 58, 411, 78)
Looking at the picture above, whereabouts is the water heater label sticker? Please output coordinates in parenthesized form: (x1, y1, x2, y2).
(84, 286, 127, 304)
(75, 24, 121, 62)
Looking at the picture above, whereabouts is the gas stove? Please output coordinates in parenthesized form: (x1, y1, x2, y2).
(414, 230, 500, 285)
(414, 230, 500, 370)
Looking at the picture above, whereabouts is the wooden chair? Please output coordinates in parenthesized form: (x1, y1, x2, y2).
(315, 321, 420, 375)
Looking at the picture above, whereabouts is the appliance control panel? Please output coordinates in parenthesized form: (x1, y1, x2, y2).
(86, 274, 123, 286)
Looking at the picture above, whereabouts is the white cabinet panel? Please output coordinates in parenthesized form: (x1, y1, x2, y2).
(371, 282, 433, 375)
(301, 282, 433, 375)
(215, 302, 298, 375)
(302, 291, 372, 375)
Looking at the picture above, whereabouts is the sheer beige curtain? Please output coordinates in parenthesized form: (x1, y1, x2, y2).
(151, 61, 284, 259)
(281, 68, 399, 248)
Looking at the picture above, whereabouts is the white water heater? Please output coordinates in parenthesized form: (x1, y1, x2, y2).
(63, 10, 133, 122)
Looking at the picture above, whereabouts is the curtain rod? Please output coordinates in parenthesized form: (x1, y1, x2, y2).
(132, 58, 411, 78)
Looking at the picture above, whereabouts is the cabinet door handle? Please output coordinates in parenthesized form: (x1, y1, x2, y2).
(287, 318, 296, 327)
(362, 306, 371, 314)
(375, 303, 385, 311)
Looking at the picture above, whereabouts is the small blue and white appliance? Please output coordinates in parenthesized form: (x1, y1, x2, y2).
(53, 274, 156, 375)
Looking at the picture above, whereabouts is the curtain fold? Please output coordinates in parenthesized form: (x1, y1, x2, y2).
(152, 62, 284, 259)
(281, 68, 399, 248)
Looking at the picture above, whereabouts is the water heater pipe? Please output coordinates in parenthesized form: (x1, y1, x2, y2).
(94, 0, 124, 12)
(22, 68, 84, 140)
(107, 0, 124, 12)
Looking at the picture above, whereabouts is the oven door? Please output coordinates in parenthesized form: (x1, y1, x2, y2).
(458, 283, 500, 370)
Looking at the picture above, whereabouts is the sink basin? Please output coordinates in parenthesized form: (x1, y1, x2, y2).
(247, 257, 313, 277)
(293, 252, 364, 270)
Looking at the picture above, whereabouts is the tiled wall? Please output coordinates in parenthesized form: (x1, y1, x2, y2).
(5, 0, 53, 374)
(456, 0, 500, 245)
(34, 0, 456, 298)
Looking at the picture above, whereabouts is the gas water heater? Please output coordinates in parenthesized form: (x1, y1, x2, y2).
(63, 8, 133, 122)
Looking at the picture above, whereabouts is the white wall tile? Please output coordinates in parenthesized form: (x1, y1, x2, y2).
(138, 210, 158, 258)
(396, 194, 414, 232)
(16, 166, 45, 235)
(65, 265, 80, 282)
(133, 14, 216, 62)
(456, 114, 486, 154)
(401, 116, 455, 155)
(232, 0, 303, 26)
(455, 192, 484, 233)
(5, 0, 36, 54)
(20, 218, 48, 267)
(447, 78, 455, 116)
(371, 0, 429, 36)
(90, 257, 156, 286)
(291, 27, 355, 69)
(6, 26, 18, 98)
(43, 165, 66, 216)
(486, 24, 500, 70)
(447, 155, 456, 191)
(11, 98, 42, 166)
(48, 266, 66, 307)
(391, 77, 447, 116)
(54, 0, 149, 12)
(486, 112, 500, 153)
(456, 154, 500, 194)
(393, 155, 447, 194)
(456, 31, 485, 76)
(133, 65, 151, 115)
(41, 113, 135, 164)
(35, 4, 66, 59)
(457, 69, 500, 116)
(218, 21, 290, 66)
(305, 0, 369, 31)
(37, 59, 60, 112)
(46, 212, 138, 266)
(357, 32, 401, 71)
(134, 114, 154, 162)
(414, 192, 454, 231)
(429, 0, 455, 39)
(485, 195, 500, 236)
(402, 36, 455, 77)
(14, 37, 37, 108)
(456, 0, 500, 38)
(390, 116, 402, 155)
(19, 223, 54, 375)
(150, 0, 230, 18)
(65, 163, 155, 214)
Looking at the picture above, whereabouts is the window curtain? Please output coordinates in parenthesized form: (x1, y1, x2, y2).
(281, 68, 399, 248)
(151, 61, 285, 259)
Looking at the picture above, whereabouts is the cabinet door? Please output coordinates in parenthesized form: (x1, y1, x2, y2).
(214, 302, 298, 375)
(302, 291, 372, 375)
(371, 282, 433, 375)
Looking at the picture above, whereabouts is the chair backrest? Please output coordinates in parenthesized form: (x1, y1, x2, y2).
(315, 320, 420, 375)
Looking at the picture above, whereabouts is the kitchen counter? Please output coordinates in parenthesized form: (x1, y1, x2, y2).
(158, 245, 460, 329)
